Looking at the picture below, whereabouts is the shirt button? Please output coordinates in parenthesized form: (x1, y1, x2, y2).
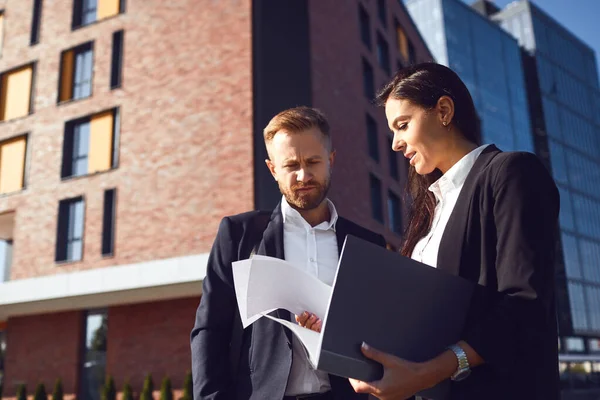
(310, 258, 315, 263)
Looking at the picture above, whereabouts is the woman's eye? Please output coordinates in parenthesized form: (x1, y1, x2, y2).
(399, 123, 408, 131)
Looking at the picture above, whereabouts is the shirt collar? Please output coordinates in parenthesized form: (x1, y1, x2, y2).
(281, 196, 338, 231)
(429, 144, 490, 201)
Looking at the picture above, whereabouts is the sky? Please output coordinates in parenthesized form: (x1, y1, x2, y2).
(463, 0, 600, 84)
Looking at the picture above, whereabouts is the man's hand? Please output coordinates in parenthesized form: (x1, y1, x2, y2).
(295, 311, 322, 332)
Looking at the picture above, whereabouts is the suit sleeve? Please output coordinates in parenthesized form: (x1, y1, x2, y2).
(191, 217, 239, 399)
(462, 153, 560, 369)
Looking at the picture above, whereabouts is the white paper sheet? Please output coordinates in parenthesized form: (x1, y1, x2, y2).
(263, 314, 322, 367)
(231, 259, 274, 328)
(246, 255, 332, 320)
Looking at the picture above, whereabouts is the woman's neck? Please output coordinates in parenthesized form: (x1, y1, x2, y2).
(437, 139, 478, 174)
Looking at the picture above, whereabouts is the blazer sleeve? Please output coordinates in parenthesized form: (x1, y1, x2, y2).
(191, 217, 240, 399)
(462, 152, 560, 369)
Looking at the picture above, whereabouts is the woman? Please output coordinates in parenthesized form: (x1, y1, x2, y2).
(349, 63, 560, 399)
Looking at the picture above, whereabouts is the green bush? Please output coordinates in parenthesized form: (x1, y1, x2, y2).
(52, 379, 64, 400)
(139, 374, 154, 400)
(180, 371, 192, 400)
(159, 377, 172, 400)
(33, 383, 47, 400)
(16, 384, 27, 400)
(101, 376, 116, 400)
(122, 381, 134, 400)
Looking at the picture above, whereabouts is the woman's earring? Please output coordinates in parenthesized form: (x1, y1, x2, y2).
(443, 121, 448, 126)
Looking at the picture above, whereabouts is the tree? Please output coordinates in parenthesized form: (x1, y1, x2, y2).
(91, 316, 108, 352)
(180, 371, 192, 400)
(159, 377, 172, 400)
(33, 383, 47, 400)
(52, 379, 64, 400)
(122, 381, 134, 400)
(139, 374, 154, 400)
(101, 376, 116, 400)
(16, 384, 26, 400)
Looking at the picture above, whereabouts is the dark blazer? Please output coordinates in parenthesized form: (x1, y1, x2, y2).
(191, 203, 386, 400)
(436, 145, 560, 399)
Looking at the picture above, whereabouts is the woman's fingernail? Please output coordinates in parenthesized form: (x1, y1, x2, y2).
(362, 342, 370, 350)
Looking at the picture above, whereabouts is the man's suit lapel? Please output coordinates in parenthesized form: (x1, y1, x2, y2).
(437, 145, 500, 276)
(257, 202, 293, 344)
(335, 218, 349, 256)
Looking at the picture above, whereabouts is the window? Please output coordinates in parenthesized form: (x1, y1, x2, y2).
(408, 41, 416, 65)
(388, 136, 399, 180)
(59, 42, 94, 102)
(377, 0, 387, 27)
(376, 33, 390, 75)
(0, 64, 34, 122)
(110, 30, 124, 89)
(396, 21, 409, 62)
(31, 0, 43, 45)
(359, 4, 371, 50)
(370, 174, 383, 223)
(56, 197, 85, 262)
(80, 310, 107, 400)
(73, 0, 124, 29)
(0, 240, 11, 283)
(388, 191, 402, 234)
(0, 135, 27, 194)
(362, 58, 374, 99)
(366, 114, 379, 162)
(62, 109, 119, 179)
(102, 189, 116, 256)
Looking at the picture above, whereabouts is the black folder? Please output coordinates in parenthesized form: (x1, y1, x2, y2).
(316, 235, 475, 399)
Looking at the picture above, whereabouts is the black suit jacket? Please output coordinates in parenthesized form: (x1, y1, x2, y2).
(191, 203, 386, 400)
(437, 145, 560, 399)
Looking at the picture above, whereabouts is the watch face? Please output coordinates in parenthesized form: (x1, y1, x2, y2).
(453, 368, 472, 382)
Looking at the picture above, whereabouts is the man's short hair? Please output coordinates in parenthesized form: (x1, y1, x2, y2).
(263, 106, 332, 152)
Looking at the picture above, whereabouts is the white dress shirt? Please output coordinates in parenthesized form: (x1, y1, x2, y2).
(411, 145, 490, 267)
(281, 196, 339, 396)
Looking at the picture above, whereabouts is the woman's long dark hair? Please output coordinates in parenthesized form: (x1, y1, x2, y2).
(375, 63, 481, 257)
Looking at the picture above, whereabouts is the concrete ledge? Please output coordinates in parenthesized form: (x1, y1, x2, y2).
(0, 253, 209, 319)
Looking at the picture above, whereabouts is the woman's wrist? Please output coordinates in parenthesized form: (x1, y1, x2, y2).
(418, 349, 459, 389)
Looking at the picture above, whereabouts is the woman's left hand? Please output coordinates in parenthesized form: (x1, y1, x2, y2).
(349, 343, 433, 400)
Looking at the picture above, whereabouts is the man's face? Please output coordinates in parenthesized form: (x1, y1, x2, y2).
(266, 128, 335, 211)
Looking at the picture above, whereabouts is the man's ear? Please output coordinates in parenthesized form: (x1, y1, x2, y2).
(329, 150, 336, 169)
(265, 159, 277, 181)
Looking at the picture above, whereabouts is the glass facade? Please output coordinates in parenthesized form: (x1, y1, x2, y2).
(496, 1, 600, 337)
(406, 0, 534, 153)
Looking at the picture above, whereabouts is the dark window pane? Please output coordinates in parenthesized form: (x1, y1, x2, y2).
(82, 0, 97, 25)
(73, 45, 93, 100)
(31, 0, 43, 45)
(370, 174, 383, 223)
(388, 191, 402, 234)
(388, 137, 399, 180)
(359, 4, 371, 50)
(80, 310, 107, 400)
(102, 189, 116, 256)
(72, 121, 90, 176)
(377, 33, 390, 75)
(367, 115, 379, 162)
(362, 58, 375, 99)
(56, 197, 84, 262)
(110, 30, 124, 89)
(377, 0, 387, 27)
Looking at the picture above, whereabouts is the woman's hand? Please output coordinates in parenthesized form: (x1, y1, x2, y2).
(349, 343, 438, 400)
(295, 311, 322, 332)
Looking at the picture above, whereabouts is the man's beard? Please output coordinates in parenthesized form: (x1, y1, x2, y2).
(279, 177, 331, 211)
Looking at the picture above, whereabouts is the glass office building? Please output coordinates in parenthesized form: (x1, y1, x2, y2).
(405, 0, 534, 153)
(494, 0, 600, 350)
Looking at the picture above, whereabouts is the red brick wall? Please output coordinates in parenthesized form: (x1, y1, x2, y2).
(308, 0, 433, 247)
(106, 297, 198, 391)
(4, 311, 83, 398)
(0, 0, 254, 281)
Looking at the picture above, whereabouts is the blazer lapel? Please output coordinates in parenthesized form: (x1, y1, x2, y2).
(437, 145, 500, 276)
(334, 217, 348, 256)
(256, 202, 293, 344)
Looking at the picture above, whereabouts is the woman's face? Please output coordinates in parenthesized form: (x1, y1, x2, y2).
(385, 97, 451, 175)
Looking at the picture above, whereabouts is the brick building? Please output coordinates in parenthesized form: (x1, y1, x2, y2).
(0, 1, 432, 399)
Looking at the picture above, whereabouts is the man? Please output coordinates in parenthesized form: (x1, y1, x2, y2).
(191, 107, 386, 400)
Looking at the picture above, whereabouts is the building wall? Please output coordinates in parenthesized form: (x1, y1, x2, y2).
(0, 0, 254, 282)
(309, 0, 433, 245)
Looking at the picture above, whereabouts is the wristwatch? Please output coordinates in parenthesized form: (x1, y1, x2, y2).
(447, 344, 471, 382)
